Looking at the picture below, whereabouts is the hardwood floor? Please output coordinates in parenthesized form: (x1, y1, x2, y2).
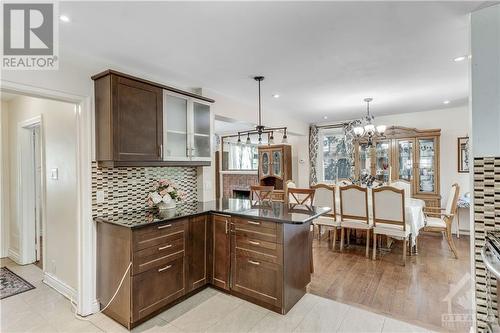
(308, 231, 472, 332)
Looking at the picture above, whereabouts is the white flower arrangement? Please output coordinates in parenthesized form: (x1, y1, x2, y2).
(147, 179, 186, 208)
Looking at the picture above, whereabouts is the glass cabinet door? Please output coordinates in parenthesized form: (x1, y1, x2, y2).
(375, 140, 391, 183)
(358, 143, 371, 178)
(192, 101, 211, 159)
(164, 93, 189, 160)
(397, 139, 414, 182)
(417, 138, 437, 194)
(271, 149, 283, 178)
(260, 151, 270, 177)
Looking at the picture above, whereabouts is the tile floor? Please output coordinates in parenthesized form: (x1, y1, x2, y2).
(1, 258, 435, 333)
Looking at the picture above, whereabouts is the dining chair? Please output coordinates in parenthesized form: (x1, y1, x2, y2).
(391, 180, 412, 199)
(311, 184, 339, 250)
(285, 180, 296, 203)
(423, 183, 460, 258)
(372, 186, 410, 265)
(287, 186, 316, 273)
(250, 185, 274, 202)
(339, 185, 372, 258)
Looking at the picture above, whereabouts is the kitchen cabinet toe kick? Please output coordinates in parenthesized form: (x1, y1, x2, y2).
(96, 212, 313, 329)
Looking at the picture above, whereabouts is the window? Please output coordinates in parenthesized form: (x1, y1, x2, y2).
(318, 128, 352, 182)
(223, 142, 258, 170)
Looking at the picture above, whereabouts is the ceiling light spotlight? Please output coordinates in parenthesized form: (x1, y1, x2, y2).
(59, 15, 70, 22)
(453, 56, 466, 62)
(443, 100, 451, 105)
(272, 94, 280, 99)
(323, 116, 328, 120)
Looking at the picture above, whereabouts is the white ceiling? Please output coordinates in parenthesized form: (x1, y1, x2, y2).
(59, 1, 484, 123)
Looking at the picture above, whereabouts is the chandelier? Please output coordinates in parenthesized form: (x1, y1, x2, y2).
(234, 76, 288, 145)
(352, 98, 386, 146)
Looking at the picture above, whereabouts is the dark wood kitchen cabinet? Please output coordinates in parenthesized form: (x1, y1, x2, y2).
(186, 215, 208, 292)
(92, 69, 215, 167)
(93, 71, 163, 166)
(211, 214, 231, 291)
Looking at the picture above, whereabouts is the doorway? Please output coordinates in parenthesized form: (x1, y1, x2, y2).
(32, 126, 43, 269)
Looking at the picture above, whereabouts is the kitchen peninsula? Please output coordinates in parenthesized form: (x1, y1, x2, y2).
(95, 198, 330, 329)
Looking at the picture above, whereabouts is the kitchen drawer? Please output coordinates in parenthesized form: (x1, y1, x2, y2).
(231, 250, 282, 308)
(232, 225, 280, 244)
(132, 235, 184, 275)
(131, 252, 185, 321)
(133, 220, 186, 251)
(234, 234, 282, 264)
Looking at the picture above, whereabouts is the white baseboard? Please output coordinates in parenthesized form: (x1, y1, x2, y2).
(43, 272, 77, 302)
(8, 248, 21, 264)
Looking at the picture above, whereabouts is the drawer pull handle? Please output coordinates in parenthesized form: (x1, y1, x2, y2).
(158, 265, 172, 272)
(247, 221, 261, 226)
(248, 260, 260, 265)
(158, 224, 172, 229)
(158, 244, 172, 251)
(248, 240, 260, 246)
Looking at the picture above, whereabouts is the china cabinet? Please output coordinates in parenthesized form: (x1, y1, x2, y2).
(354, 126, 441, 207)
(258, 145, 292, 201)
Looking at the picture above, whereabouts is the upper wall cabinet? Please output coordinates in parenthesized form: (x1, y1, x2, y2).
(92, 70, 214, 167)
(163, 92, 212, 163)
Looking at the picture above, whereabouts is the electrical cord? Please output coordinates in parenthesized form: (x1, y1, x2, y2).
(70, 262, 132, 321)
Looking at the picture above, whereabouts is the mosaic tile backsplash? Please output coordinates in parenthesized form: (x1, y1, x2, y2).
(474, 157, 500, 332)
(91, 162, 198, 217)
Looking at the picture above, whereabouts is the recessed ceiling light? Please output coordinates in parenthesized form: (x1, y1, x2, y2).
(59, 15, 70, 22)
(323, 116, 328, 120)
(443, 100, 451, 104)
(453, 56, 466, 62)
(272, 94, 280, 99)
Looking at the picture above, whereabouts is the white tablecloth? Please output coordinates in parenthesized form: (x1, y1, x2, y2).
(333, 196, 426, 243)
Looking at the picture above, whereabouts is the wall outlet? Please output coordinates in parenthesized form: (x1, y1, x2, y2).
(204, 181, 212, 190)
(96, 190, 105, 203)
(50, 168, 58, 180)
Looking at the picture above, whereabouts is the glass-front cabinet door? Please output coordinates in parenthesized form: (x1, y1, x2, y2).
(416, 138, 438, 195)
(260, 150, 270, 178)
(271, 149, 283, 179)
(191, 101, 211, 160)
(396, 139, 414, 182)
(358, 143, 371, 178)
(164, 92, 189, 160)
(375, 140, 391, 183)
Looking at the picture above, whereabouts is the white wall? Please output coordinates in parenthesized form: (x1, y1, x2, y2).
(471, 4, 500, 157)
(0, 102, 10, 257)
(4, 95, 78, 290)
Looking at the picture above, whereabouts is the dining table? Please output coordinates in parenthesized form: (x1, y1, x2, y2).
(332, 191, 426, 250)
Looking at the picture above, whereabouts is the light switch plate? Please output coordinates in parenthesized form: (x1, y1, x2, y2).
(51, 168, 58, 180)
(96, 190, 105, 203)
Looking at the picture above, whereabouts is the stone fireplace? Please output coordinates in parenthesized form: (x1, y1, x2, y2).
(222, 173, 258, 199)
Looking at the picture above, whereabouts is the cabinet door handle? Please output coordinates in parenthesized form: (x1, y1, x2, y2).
(248, 260, 260, 265)
(158, 244, 172, 251)
(159, 144, 163, 158)
(158, 265, 172, 272)
(247, 221, 261, 226)
(225, 220, 229, 234)
(158, 224, 172, 229)
(248, 240, 260, 246)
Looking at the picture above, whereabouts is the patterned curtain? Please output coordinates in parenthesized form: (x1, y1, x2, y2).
(309, 125, 319, 185)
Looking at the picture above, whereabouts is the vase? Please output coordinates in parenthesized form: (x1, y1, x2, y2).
(157, 201, 176, 211)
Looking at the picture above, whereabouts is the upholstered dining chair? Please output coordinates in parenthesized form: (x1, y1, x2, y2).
(250, 185, 274, 202)
(372, 186, 410, 265)
(390, 180, 412, 199)
(287, 186, 316, 273)
(423, 183, 460, 258)
(339, 185, 372, 258)
(311, 184, 339, 250)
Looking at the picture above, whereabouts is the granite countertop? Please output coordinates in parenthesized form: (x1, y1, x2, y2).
(94, 198, 331, 228)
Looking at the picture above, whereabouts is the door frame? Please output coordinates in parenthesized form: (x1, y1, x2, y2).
(17, 116, 44, 266)
(1, 80, 94, 316)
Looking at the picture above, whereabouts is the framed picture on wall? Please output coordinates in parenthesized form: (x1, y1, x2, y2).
(457, 137, 470, 173)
